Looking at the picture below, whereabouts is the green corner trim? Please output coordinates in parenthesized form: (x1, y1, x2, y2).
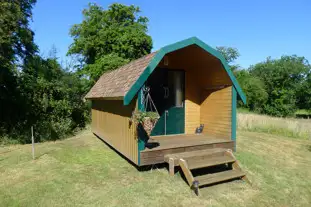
(124, 36, 246, 105)
(137, 138, 145, 165)
(137, 86, 145, 111)
(137, 87, 145, 165)
(231, 87, 237, 151)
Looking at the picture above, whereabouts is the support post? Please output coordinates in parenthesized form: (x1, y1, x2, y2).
(169, 158, 175, 176)
(225, 150, 251, 185)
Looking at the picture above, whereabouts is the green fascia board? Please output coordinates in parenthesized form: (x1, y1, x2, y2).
(124, 36, 246, 105)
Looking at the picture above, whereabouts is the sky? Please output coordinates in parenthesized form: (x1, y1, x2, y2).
(31, 0, 311, 68)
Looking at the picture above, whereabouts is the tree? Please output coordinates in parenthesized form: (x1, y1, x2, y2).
(15, 54, 89, 143)
(0, 0, 37, 134)
(68, 3, 153, 83)
(297, 72, 311, 111)
(236, 70, 268, 112)
(0, 1, 89, 144)
(249, 55, 311, 117)
(216, 46, 240, 72)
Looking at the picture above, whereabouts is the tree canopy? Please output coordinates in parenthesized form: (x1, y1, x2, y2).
(216, 46, 240, 72)
(235, 70, 268, 112)
(68, 3, 153, 83)
(0, 0, 89, 144)
(248, 55, 311, 116)
(1, 0, 38, 137)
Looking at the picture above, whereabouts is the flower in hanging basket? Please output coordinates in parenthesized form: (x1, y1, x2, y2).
(132, 111, 159, 136)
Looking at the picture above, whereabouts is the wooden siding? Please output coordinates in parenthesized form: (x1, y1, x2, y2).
(185, 71, 201, 134)
(200, 86, 232, 139)
(91, 99, 139, 164)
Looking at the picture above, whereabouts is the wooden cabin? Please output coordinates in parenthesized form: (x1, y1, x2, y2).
(86, 37, 249, 192)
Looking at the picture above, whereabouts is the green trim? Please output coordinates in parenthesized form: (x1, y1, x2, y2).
(124, 36, 246, 105)
(231, 87, 237, 151)
(137, 138, 145, 165)
(137, 86, 145, 111)
(137, 87, 145, 165)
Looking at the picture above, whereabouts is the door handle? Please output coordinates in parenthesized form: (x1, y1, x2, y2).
(165, 110, 169, 116)
(164, 87, 169, 98)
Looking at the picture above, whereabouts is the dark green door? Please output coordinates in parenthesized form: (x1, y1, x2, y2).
(148, 69, 185, 136)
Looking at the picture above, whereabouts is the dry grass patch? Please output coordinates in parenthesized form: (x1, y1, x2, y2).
(238, 113, 311, 139)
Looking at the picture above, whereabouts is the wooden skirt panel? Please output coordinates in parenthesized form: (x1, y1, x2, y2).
(139, 141, 234, 166)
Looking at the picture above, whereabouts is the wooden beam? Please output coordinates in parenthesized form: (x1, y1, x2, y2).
(179, 159, 194, 186)
(224, 150, 252, 185)
(169, 158, 175, 176)
(204, 85, 230, 90)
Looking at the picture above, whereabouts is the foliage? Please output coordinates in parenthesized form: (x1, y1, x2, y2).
(297, 72, 311, 111)
(1, 2, 155, 144)
(216, 46, 240, 72)
(83, 53, 129, 84)
(0, 0, 37, 66)
(68, 3, 152, 83)
(249, 55, 311, 117)
(0, 0, 38, 141)
(131, 111, 159, 124)
(236, 70, 268, 112)
(1, 55, 90, 144)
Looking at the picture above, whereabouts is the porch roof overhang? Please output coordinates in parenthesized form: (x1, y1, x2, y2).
(123, 37, 246, 105)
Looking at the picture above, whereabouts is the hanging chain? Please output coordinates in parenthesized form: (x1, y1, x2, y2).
(143, 86, 159, 117)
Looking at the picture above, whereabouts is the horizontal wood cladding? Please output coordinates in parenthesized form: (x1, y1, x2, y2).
(91, 99, 138, 164)
(200, 86, 232, 139)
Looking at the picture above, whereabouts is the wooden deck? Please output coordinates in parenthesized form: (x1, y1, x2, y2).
(140, 134, 234, 166)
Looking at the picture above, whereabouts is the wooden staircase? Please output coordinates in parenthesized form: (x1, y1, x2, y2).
(164, 148, 250, 195)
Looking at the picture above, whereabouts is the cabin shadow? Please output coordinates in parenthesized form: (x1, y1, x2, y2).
(94, 133, 139, 170)
(137, 123, 160, 149)
(296, 114, 311, 119)
(94, 133, 167, 172)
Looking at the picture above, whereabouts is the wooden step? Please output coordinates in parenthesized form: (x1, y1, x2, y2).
(164, 148, 227, 165)
(195, 170, 246, 187)
(187, 155, 235, 170)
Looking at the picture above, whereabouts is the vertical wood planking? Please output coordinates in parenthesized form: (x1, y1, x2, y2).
(185, 71, 201, 134)
(200, 86, 232, 139)
(91, 99, 138, 164)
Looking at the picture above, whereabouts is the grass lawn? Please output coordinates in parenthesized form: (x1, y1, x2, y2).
(1, 130, 311, 207)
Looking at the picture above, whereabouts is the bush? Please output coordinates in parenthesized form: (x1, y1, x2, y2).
(0, 56, 90, 144)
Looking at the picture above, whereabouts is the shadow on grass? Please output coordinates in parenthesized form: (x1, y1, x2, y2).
(296, 114, 311, 119)
(307, 145, 311, 152)
(94, 133, 168, 172)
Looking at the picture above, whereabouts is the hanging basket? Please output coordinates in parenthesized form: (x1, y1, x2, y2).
(131, 111, 159, 136)
(132, 86, 160, 136)
(142, 116, 159, 136)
